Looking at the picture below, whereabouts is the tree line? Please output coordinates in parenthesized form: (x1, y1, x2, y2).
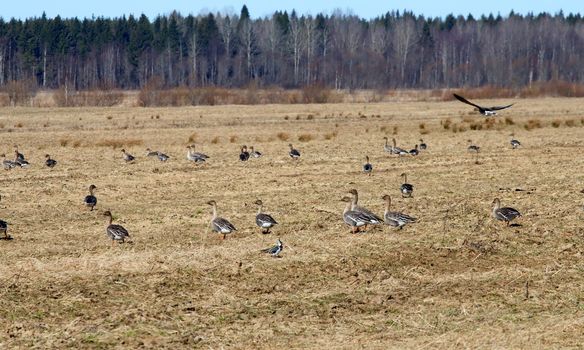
(0, 6, 583, 91)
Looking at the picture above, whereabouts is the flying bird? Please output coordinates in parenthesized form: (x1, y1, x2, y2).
(453, 93, 514, 116)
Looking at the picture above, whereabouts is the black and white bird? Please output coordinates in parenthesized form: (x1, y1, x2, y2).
(239, 145, 250, 161)
(453, 93, 514, 116)
(84, 185, 97, 211)
(381, 194, 417, 229)
(419, 139, 427, 150)
(409, 145, 419, 156)
(383, 137, 393, 153)
(510, 136, 521, 149)
(261, 238, 284, 257)
(121, 149, 135, 162)
(254, 199, 278, 234)
(13, 145, 25, 163)
(288, 144, 301, 159)
(102, 211, 130, 246)
(45, 154, 57, 168)
(363, 156, 373, 175)
(347, 189, 383, 226)
(1, 154, 17, 170)
(207, 200, 237, 239)
(492, 198, 521, 226)
(249, 146, 262, 158)
(0, 194, 9, 239)
(341, 196, 372, 234)
(400, 173, 414, 198)
(467, 140, 480, 153)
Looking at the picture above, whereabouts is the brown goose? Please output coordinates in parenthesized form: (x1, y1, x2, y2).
(102, 211, 130, 246)
(381, 195, 417, 229)
(347, 189, 383, 225)
(492, 198, 521, 226)
(0, 194, 9, 239)
(254, 200, 278, 234)
(288, 144, 301, 159)
(207, 200, 237, 239)
(340, 196, 371, 234)
(84, 185, 97, 211)
(45, 154, 57, 168)
(400, 173, 414, 198)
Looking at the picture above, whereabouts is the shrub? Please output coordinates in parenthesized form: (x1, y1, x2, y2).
(277, 132, 290, 141)
(298, 134, 314, 142)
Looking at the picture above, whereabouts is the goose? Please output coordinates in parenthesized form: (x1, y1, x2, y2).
(467, 140, 480, 153)
(347, 189, 383, 225)
(409, 145, 419, 156)
(239, 145, 250, 161)
(510, 136, 521, 149)
(190, 144, 209, 160)
(363, 156, 372, 175)
(419, 139, 427, 150)
(1, 154, 16, 170)
(341, 196, 371, 234)
(13, 145, 25, 162)
(186, 146, 206, 164)
(102, 211, 130, 246)
(45, 154, 57, 168)
(121, 149, 135, 162)
(492, 198, 521, 226)
(383, 137, 393, 153)
(392, 138, 408, 156)
(288, 144, 301, 159)
(400, 173, 414, 198)
(381, 194, 417, 229)
(156, 151, 170, 162)
(453, 93, 514, 116)
(254, 199, 278, 234)
(207, 200, 237, 239)
(250, 146, 262, 158)
(0, 194, 8, 239)
(84, 185, 97, 211)
(14, 150, 29, 168)
(261, 238, 284, 257)
(145, 148, 159, 157)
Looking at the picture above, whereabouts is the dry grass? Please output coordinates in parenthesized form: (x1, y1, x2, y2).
(94, 138, 144, 149)
(1, 98, 584, 348)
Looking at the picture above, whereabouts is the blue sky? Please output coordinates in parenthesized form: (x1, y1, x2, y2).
(2, 0, 581, 20)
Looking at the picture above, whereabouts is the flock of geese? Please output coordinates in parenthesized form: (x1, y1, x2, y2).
(0, 94, 525, 257)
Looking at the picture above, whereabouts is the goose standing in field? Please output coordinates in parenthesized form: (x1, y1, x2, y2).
(289, 144, 301, 160)
(419, 139, 427, 150)
(45, 154, 57, 168)
(102, 211, 130, 246)
(186, 146, 206, 164)
(1, 154, 16, 170)
(84, 185, 97, 211)
(383, 137, 393, 153)
(207, 200, 237, 239)
(453, 93, 514, 116)
(492, 198, 521, 226)
(510, 135, 521, 149)
(121, 149, 135, 162)
(341, 196, 371, 234)
(467, 140, 480, 153)
(347, 189, 383, 226)
(363, 156, 373, 175)
(261, 238, 284, 257)
(14, 150, 29, 168)
(0, 194, 9, 239)
(409, 145, 419, 156)
(239, 145, 250, 161)
(13, 145, 25, 162)
(381, 195, 417, 229)
(250, 146, 262, 158)
(145, 148, 159, 157)
(392, 138, 408, 156)
(190, 144, 209, 160)
(254, 200, 278, 234)
(156, 151, 170, 162)
(400, 173, 414, 198)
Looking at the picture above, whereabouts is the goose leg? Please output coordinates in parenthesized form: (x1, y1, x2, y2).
(222, 234, 226, 240)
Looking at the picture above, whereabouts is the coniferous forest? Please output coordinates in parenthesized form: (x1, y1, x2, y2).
(1, 5, 583, 91)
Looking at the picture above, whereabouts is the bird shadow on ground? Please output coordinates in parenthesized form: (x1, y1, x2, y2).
(509, 223, 522, 227)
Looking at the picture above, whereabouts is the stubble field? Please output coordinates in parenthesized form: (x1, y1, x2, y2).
(1, 97, 584, 349)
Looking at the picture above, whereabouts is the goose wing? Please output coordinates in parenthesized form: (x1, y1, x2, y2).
(0, 219, 7, 230)
(107, 224, 129, 240)
(354, 205, 383, 224)
(256, 213, 278, 227)
(453, 93, 483, 109)
(487, 103, 514, 111)
(344, 210, 370, 227)
(386, 211, 417, 223)
(84, 195, 97, 205)
(497, 207, 521, 220)
(213, 217, 237, 233)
